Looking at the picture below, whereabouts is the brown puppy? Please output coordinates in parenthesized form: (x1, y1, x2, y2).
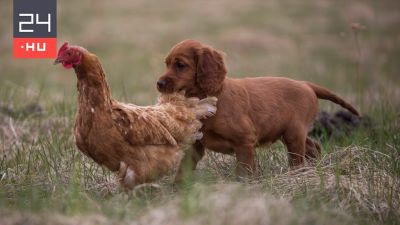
(157, 39, 360, 180)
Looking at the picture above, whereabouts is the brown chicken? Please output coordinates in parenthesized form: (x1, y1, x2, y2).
(54, 42, 217, 189)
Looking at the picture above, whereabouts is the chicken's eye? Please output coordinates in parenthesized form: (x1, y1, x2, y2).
(175, 61, 186, 70)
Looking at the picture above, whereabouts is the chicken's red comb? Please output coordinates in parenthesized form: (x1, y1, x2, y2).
(57, 42, 69, 56)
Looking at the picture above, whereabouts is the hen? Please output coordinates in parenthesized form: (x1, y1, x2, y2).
(54, 42, 217, 189)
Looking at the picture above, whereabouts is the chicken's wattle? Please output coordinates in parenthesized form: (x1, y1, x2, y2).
(63, 62, 73, 69)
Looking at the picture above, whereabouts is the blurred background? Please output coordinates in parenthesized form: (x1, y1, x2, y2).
(1, 0, 399, 108)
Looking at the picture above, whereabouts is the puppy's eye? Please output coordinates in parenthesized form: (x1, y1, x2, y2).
(175, 61, 186, 70)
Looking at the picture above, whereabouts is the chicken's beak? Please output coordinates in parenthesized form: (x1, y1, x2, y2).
(53, 58, 62, 65)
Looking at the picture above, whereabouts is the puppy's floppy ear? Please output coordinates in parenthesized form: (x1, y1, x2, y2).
(196, 46, 227, 95)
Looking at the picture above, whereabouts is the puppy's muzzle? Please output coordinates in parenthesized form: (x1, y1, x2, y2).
(157, 79, 167, 92)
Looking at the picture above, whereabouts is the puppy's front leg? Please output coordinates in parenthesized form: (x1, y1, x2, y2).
(174, 141, 205, 184)
(234, 143, 257, 178)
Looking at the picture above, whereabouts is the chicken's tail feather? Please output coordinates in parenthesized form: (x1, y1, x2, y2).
(195, 96, 218, 119)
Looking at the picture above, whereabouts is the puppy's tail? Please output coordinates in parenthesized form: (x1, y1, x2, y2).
(306, 82, 360, 116)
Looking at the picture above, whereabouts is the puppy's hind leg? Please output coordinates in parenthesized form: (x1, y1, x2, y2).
(305, 136, 321, 161)
(283, 125, 307, 168)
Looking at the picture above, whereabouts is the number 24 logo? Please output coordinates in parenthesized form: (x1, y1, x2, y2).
(19, 13, 51, 33)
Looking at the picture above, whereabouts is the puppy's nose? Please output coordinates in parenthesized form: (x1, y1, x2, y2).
(157, 80, 166, 90)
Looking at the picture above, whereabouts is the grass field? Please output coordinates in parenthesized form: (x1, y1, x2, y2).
(1, 0, 399, 224)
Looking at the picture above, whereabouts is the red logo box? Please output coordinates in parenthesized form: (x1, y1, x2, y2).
(13, 38, 57, 58)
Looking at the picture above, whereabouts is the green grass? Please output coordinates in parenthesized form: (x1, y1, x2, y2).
(1, 0, 400, 224)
